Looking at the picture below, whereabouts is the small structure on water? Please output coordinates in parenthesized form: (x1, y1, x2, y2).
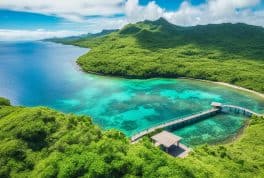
(151, 131, 190, 158)
(211, 102, 222, 108)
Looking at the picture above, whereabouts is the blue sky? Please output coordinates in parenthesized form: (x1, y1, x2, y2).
(0, 10, 62, 30)
(139, 0, 206, 10)
(0, 0, 264, 41)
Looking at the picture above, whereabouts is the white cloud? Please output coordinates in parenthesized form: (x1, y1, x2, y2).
(1, 0, 263, 26)
(124, 0, 264, 27)
(125, 0, 164, 22)
(0, 29, 85, 41)
(80, 17, 128, 33)
(0, 16, 129, 41)
(207, 0, 260, 17)
(58, 17, 128, 34)
(0, 0, 125, 22)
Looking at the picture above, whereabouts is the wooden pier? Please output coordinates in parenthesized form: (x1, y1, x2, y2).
(131, 108, 220, 142)
(221, 104, 260, 117)
(131, 102, 262, 142)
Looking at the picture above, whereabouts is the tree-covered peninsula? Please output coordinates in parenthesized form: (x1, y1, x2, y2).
(63, 18, 264, 93)
(0, 98, 264, 177)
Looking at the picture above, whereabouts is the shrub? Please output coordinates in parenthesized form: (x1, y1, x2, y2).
(0, 97, 10, 106)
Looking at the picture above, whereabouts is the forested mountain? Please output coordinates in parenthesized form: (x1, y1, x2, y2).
(66, 18, 264, 92)
(119, 18, 264, 60)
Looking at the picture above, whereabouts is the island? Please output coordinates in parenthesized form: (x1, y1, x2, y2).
(1, 18, 264, 177)
(56, 18, 264, 93)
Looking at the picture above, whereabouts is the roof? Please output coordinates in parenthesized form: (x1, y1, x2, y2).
(151, 131, 181, 148)
(211, 102, 222, 107)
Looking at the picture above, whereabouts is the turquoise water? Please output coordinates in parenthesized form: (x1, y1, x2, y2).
(170, 113, 247, 146)
(0, 41, 263, 146)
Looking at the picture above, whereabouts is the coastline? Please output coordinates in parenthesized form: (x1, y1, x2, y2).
(215, 82, 264, 99)
(49, 41, 263, 99)
(178, 77, 264, 99)
(77, 66, 264, 99)
(213, 119, 250, 145)
(1, 41, 262, 154)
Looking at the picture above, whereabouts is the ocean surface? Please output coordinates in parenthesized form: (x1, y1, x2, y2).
(0, 41, 263, 146)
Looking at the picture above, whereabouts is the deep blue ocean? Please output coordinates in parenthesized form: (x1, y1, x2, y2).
(0, 41, 263, 146)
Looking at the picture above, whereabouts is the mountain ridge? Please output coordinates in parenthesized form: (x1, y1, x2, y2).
(54, 18, 264, 92)
(48, 18, 264, 45)
(118, 18, 264, 56)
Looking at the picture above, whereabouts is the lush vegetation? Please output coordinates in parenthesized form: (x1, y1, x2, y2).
(1, 98, 264, 177)
(0, 97, 10, 106)
(65, 18, 264, 92)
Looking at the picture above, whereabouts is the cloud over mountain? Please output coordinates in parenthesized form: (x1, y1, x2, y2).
(0, 0, 263, 41)
(124, 0, 264, 27)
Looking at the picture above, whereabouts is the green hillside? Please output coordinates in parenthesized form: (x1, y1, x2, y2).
(71, 18, 264, 92)
(0, 97, 10, 106)
(1, 98, 264, 177)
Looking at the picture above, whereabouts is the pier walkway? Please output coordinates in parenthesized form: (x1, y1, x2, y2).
(131, 108, 220, 142)
(221, 104, 261, 117)
(131, 102, 261, 142)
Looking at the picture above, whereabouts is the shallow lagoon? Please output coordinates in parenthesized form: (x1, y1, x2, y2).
(0, 41, 263, 146)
